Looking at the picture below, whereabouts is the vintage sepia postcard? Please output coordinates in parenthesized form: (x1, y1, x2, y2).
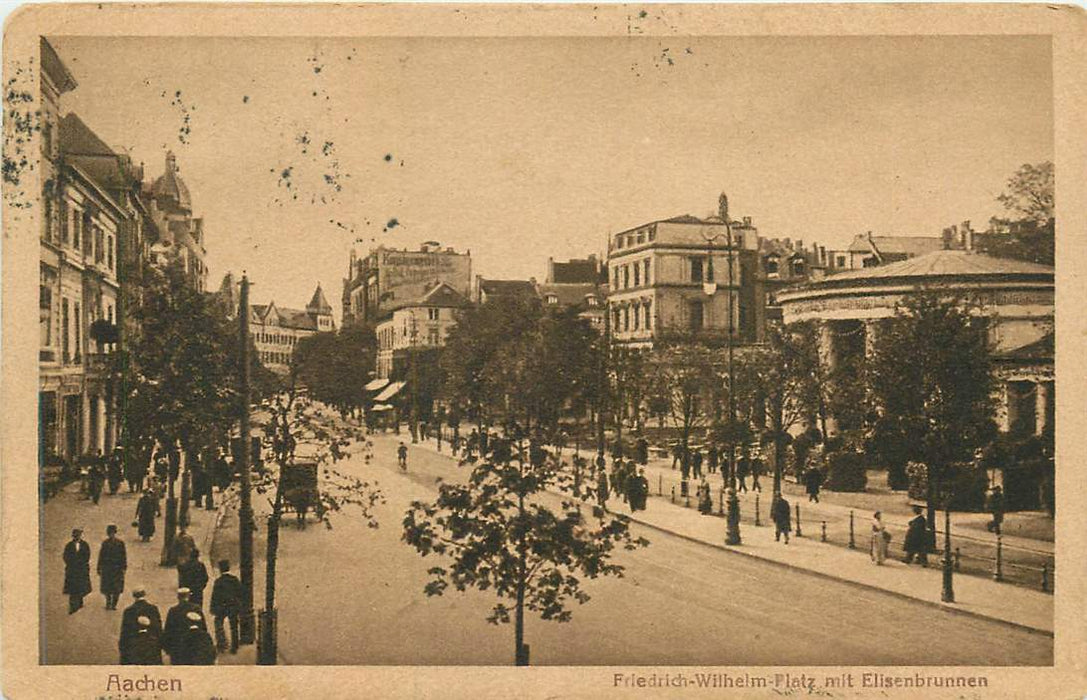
(3, 3, 1087, 698)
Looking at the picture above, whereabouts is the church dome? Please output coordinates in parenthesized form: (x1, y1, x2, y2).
(151, 151, 192, 213)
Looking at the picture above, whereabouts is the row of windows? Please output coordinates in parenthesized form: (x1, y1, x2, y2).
(614, 227, 655, 250)
(258, 331, 296, 346)
(261, 350, 291, 366)
(39, 287, 115, 362)
(612, 299, 653, 333)
(611, 258, 653, 291)
(42, 198, 116, 274)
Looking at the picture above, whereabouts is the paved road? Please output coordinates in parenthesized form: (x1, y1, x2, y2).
(262, 432, 1052, 666)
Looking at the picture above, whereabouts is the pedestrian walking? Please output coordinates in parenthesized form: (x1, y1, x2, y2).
(596, 462, 610, 509)
(63, 528, 92, 614)
(803, 466, 824, 503)
(178, 549, 210, 606)
(670, 442, 682, 470)
(162, 588, 209, 665)
(122, 449, 140, 493)
(210, 560, 242, 654)
(635, 437, 649, 466)
(751, 457, 764, 492)
(88, 459, 105, 505)
(173, 525, 196, 566)
(691, 448, 703, 480)
(153, 453, 169, 484)
(870, 511, 890, 565)
(119, 588, 162, 664)
(903, 505, 929, 567)
(736, 454, 750, 493)
(626, 467, 648, 512)
(697, 479, 713, 515)
(771, 494, 792, 544)
(707, 445, 719, 475)
(97, 524, 127, 610)
(397, 441, 408, 470)
(107, 449, 123, 495)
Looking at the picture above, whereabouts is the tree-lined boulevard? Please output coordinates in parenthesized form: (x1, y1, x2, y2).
(43, 418, 1052, 666)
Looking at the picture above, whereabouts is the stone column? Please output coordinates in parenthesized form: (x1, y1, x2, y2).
(81, 391, 92, 457)
(818, 322, 839, 437)
(96, 395, 107, 453)
(996, 381, 1012, 433)
(864, 319, 880, 359)
(1035, 381, 1050, 436)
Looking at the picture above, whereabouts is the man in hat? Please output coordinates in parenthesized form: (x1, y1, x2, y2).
(97, 524, 127, 610)
(903, 505, 930, 567)
(119, 588, 162, 664)
(397, 441, 408, 470)
(135, 489, 157, 542)
(210, 559, 243, 654)
(63, 528, 92, 614)
(162, 588, 207, 664)
(178, 548, 209, 607)
(173, 524, 196, 566)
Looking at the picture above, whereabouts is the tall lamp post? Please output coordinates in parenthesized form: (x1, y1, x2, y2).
(238, 274, 256, 644)
(703, 193, 741, 546)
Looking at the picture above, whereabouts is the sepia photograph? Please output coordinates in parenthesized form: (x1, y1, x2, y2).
(3, 3, 1086, 697)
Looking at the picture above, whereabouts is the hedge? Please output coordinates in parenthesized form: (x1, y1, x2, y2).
(825, 451, 867, 492)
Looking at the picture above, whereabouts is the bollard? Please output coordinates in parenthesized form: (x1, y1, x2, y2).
(718, 488, 724, 516)
(821, 520, 827, 542)
(671, 486, 676, 504)
(658, 475, 663, 496)
(795, 503, 803, 537)
(993, 535, 1004, 582)
(754, 493, 761, 526)
(1042, 561, 1050, 592)
(685, 489, 691, 508)
(848, 510, 856, 549)
(954, 547, 961, 572)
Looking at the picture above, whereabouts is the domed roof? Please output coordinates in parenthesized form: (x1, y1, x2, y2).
(151, 151, 191, 212)
(811, 250, 1053, 286)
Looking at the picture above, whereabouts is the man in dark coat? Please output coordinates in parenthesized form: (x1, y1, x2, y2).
(119, 588, 162, 664)
(691, 449, 703, 480)
(97, 524, 127, 610)
(635, 437, 649, 466)
(707, 445, 719, 475)
(88, 459, 105, 505)
(803, 467, 824, 503)
(210, 560, 243, 654)
(135, 491, 157, 542)
(107, 449, 123, 495)
(178, 549, 210, 606)
(63, 528, 92, 614)
(697, 478, 714, 515)
(173, 525, 196, 566)
(162, 588, 208, 664)
(771, 494, 792, 544)
(903, 505, 930, 566)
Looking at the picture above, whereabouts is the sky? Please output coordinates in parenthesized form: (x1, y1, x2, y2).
(48, 35, 1052, 319)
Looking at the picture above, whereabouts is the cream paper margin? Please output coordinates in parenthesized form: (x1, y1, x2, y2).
(2, 3, 1086, 699)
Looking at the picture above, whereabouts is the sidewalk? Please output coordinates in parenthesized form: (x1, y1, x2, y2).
(41, 480, 257, 665)
(405, 433, 1054, 636)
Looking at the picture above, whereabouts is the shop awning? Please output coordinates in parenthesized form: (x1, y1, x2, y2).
(374, 381, 406, 402)
(365, 377, 390, 392)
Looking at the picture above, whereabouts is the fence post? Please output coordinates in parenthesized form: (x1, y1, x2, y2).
(658, 474, 662, 496)
(670, 485, 675, 504)
(685, 489, 691, 508)
(1042, 561, 1050, 593)
(718, 488, 724, 516)
(848, 510, 856, 549)
(754, 493, 761, 526)
(795, 503, 803, 537)
(993, 534, 1004, 582)
(821, 520, 827, 542)
(954, 547, 961, 572)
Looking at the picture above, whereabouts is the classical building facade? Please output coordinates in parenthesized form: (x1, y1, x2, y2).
(776, 249, 1054, 438)
(248, 284, 335, 375)
(39, 39, 125, 464)
(605, 214, 764, 348)
(342, 242, 472, 327)
(146, 151, 208, 292)
(375, 282, 470, 379)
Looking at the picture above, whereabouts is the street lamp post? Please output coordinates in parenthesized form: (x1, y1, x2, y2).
(704, 193, 741, 546)
(238, 274, 256, 644)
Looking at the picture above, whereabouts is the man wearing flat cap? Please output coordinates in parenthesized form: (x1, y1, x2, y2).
(162, 588, 207, 664)
(62, 528, 92, 614)
(120, 588, 162, 664)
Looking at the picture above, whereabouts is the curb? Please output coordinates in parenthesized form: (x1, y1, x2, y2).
(623, 509, 1054, 638)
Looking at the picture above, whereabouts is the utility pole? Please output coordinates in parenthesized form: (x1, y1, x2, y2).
(238, 274, 256, 644)
(410, 312, 419, 444)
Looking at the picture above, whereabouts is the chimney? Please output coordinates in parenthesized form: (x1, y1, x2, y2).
(743, 216, 752, 227)
(796, 239, 804, 252)
(965, 227, 974, 253)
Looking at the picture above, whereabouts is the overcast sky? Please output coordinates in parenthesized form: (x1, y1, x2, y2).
(49, 35, 1052, 319)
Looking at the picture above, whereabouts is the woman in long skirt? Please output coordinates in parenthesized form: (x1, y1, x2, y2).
(870, 511, 889, 565)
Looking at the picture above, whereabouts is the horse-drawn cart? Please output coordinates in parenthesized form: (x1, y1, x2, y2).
(280, 461, 325, 527)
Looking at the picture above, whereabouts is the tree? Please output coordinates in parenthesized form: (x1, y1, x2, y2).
(738, 321, 821, 494)
(997, 161, 1053, 224)
(980, 161, 1054, 265)
(292, 324, 377, 417)
(402, 437, 647, 665)
(648, 342, 717, 471)
(867, 292, 997, 530)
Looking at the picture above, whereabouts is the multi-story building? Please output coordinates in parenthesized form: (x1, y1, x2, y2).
(39, 39, 126, 463)
(342, 241, 472, 327)
(375, 281, 470, 379)
(227, 280, 335, 375)
(145, 151, 208, 292)
(845, 231, 948, 270)
(605, 213, 764, 349)
(536, 255, 606, 329)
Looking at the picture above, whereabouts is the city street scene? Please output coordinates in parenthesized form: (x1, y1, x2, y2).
(35, 33, 1054, 667)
